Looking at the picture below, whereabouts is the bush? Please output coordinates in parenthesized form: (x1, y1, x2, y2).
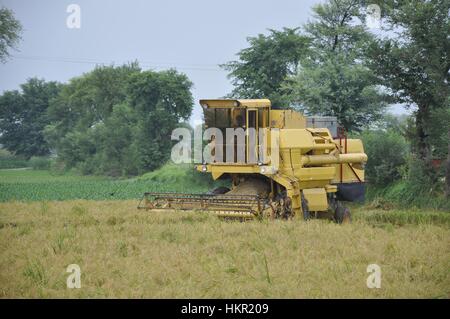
(29, 157, 52, 170)
(360, 130, 408, 186)
(0, 149, 28, 169)
(139, 162, 228, 191)
(367, 180, 450, 211)
(367, 157, 450, 211)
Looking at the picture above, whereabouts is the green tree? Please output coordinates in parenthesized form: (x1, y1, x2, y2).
(221, 28, 310, 107)
(0, 78, 60, 158)
(285, 0, 389, 132)
(287, 55, 388, 131)
(302, 0, 368, 57)
(46, 63, 141, 140)
(46, 64, 194, 176)
(93, 103, 139, 176)
(45, 63, 141, 172)
(367, 0, 449, 165)
(0, 7, 22, 62)
(427, 105, 450, 160)
(127, 69, 193, 173)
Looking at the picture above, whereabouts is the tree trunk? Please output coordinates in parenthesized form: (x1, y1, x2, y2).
(415, 105, 431, 161)
(446, 129, 450, 198)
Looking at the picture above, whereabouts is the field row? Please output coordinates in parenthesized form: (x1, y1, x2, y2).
(0, 169, 211, 202)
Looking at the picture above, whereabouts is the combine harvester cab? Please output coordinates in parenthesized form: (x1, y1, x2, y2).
(140, 99, 367, 222)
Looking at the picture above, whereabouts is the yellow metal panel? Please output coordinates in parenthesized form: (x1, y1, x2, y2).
(279, 129, 315, 149)
(237, 99, 271, 108)
(332, 163, 365, 183)
(298, 180, 330, 189)
(269, 110, 307, 129)
(331, 139, 366, 183)
(269, 110, 285, 128)
(296, 167, 336, 181)
(211, 171, 223, 180)
(284, 110, 307, 128)
(199, 99, 271, 108)
(309, 128, 333, 137)
(325, 184, 338, 193)
(303, 188, 328, 211)
(333, 138, 364, 153)
(210, 165, 260, 174)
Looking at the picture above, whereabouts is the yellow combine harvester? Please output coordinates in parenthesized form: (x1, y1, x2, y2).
(140, 99, 367, 222)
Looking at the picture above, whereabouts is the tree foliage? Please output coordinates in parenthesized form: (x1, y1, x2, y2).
(285, 0, 389, 132)
(0, 7, 22, 63)
(222, 1, 389, 131)
(303, 0, 368, 57)
(367, 0, 450, 163)
(45, 64, 193, 176)
(221, 28, 310, 107)
(0, 78, 60, 158)
(286, 54, 388, 131)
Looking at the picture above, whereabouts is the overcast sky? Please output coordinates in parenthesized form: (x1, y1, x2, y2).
(0, 0, 406, 125)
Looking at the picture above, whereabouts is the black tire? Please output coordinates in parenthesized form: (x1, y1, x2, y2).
(334, 202, 351, 224)
(206, 186, 230, 195)
(285, 197, 293, 218)
(301, 193, 310, 220)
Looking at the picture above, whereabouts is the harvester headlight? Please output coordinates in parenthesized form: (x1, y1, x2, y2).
(202, 164, 207, 172)
(260, 167, 266, 174)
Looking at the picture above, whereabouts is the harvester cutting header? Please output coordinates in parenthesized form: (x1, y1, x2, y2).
(140, 99, 367, 222)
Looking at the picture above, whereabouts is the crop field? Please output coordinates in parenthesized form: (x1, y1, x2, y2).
(0, 167, 212, 202)
(0, 169, 449, 298)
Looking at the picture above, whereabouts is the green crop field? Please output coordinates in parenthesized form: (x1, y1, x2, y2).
(0, 167, 449, 298)
(0, 165, 214, 202)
